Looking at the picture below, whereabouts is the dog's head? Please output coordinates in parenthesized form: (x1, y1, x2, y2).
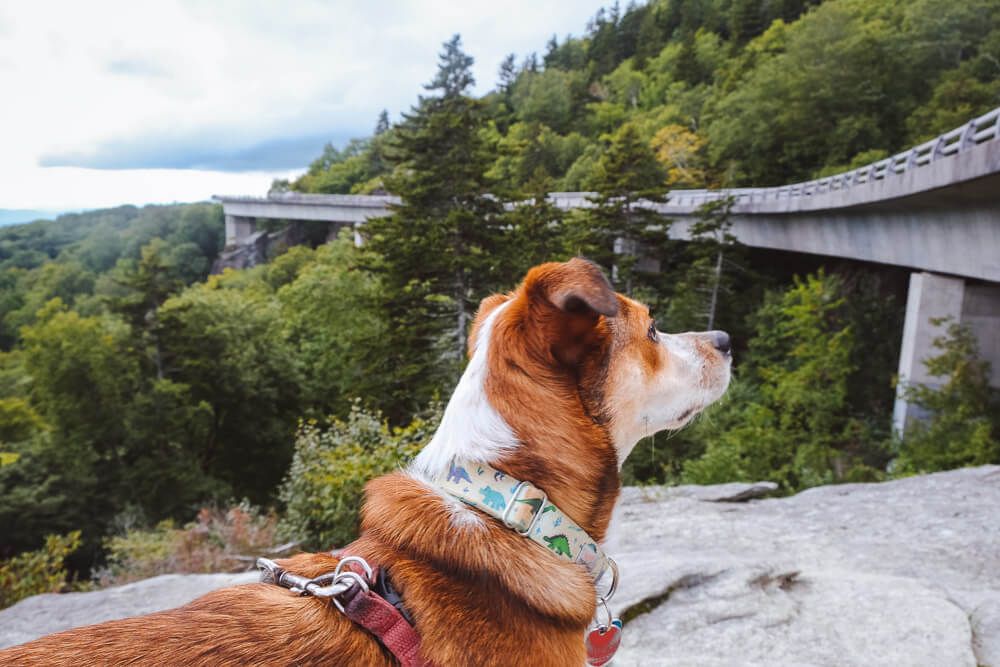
(414, 258, 731, 536)
(472, 257, 731, 463)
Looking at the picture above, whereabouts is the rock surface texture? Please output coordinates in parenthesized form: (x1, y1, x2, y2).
(605, 465, 1000, 666)
(1, 466, 997, 666)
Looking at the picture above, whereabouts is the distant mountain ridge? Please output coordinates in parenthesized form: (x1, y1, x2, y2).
(0, 209, 74, 226)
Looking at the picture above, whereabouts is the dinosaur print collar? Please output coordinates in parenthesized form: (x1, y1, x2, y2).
(435, 459, 617, 597)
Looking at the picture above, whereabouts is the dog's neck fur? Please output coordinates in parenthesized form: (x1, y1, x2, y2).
(410, 303, 519, 479)
(409, 297, 621, 545)
(360, 473, 597, 626)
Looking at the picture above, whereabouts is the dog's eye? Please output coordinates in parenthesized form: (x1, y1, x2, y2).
(647, 321, 658, 342)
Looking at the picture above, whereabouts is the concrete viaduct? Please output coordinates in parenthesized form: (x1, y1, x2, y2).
(215, 106, 1000, 433)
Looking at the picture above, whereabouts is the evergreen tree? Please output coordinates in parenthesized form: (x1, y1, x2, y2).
(675, 31, 705, 86)
(494, 53, 519, 133)
(374, 110, 390, 135)
(634, 3, 668, 67)
(616, 1, 647, 62)
(427, 34, 474, 97)
(587, 5, 623, 77)
(369, 111, 392, 177)
(568, 122, 668, 297)
(363, 35, 506, 420)
(522, 52, 539, 73)
(665, 197, 746, 332)
(730, 0, 765, 46)
(543, 35, 560, 68)
(497, 54, 518, 92)
(502, 168, 570, 280)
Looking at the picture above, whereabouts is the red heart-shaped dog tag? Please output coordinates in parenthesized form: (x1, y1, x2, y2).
(585, 620, 622, 666)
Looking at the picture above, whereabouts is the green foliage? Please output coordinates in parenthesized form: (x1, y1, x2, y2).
(0, 531, 81, 609)
(276, 233, 388, 410)
(502, 172, 573, 277)
(895, 321, 1000, 474)
(280, 404, 440, 549)
(292, 138, 387, 195)
(705, 0, 1000, 184)
(3, 302, 222, 556)
(0, 204, 222, 348)
(510, 68, 588, 134)
(488, 122, 589, 191)
(683, 272, 887, 491)
(155, 280, 302, 501)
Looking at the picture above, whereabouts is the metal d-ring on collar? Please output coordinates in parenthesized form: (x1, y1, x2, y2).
(599, 557, 619, 604)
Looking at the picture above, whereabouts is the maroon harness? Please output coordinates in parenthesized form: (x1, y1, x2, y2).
(256, 553, 434, 666)
(337, 563, 431, 667)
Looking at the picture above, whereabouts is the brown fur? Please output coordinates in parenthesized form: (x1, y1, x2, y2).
(0, 258, 724, 666)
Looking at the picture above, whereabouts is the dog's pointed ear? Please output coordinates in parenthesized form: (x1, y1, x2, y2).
(531, 257, 619, 319)
(523, 258, 618, 367)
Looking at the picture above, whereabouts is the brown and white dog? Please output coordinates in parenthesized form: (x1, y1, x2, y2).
(0, 258, 731, 666)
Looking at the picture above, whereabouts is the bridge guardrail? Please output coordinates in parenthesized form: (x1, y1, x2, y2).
(217, 106, 1000, 214)
(662, 105, 1000, 207)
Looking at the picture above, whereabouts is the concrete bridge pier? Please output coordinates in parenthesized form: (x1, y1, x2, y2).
(893, 272, 1000, 434)
(225, 215, 256, 247)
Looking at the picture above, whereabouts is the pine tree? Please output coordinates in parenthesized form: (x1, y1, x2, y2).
(665, 197, 746, 332)
(497, 54, 517, 93)
(362, 35, 506, 420)
(426, 34, 474, 97)
(495, 54, 519, 133)
(370, 110, 391, 176)
(675, 31, 704, 86)
(730, 0, 765, 46)
(502, 168, 570, 280)
(374, 110, 390, 135)
(543, 35, 560, 68)
(568, 122, 668, 296)
(522, 52, 539, 73)
(634, 3, 667, 68)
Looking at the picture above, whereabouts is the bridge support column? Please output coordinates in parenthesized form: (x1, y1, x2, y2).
(893, 273, 1000, 434)
(224, 215, 256, 247)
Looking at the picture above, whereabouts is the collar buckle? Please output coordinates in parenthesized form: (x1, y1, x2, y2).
(501, 480, 548, 536)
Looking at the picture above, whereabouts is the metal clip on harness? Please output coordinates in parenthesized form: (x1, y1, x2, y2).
(256, 555, 374, 612)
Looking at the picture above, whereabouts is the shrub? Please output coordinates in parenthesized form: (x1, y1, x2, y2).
(96, 502, 279, 587)
(894, 320, 1000, 474)
(0, 531, 82, 609)
(279, 402, 440, 550)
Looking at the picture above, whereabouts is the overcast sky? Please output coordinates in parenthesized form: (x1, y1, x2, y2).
(0, 0, 607, 213)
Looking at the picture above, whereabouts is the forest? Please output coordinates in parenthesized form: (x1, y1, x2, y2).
(1, 0, 999, 604)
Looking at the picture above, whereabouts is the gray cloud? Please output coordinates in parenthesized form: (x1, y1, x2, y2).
(39, 130, 360, 172)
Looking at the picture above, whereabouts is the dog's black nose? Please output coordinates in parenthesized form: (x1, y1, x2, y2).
(710, 330, 731, 355)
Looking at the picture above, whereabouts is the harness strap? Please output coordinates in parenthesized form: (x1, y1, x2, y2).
(256, 554, 435, 667)
(339, 568, 430, 667)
